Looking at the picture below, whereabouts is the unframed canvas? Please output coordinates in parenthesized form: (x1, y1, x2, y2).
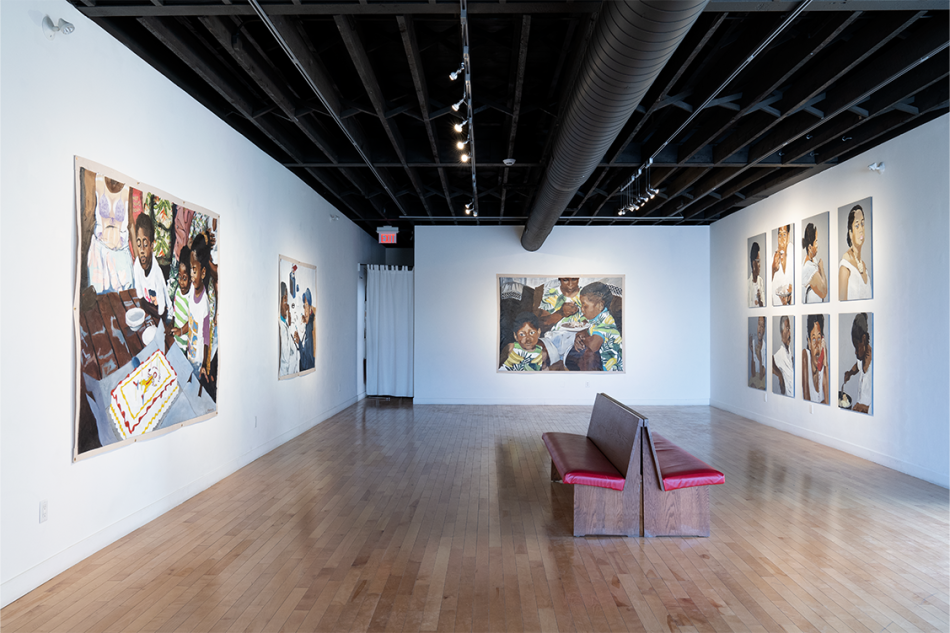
(73, 157, 219, 460)
(497, 275, 624, 373)
(278, 256, 317, 380)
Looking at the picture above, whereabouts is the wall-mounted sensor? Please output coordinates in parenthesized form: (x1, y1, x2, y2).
(503, 158, 516, 166)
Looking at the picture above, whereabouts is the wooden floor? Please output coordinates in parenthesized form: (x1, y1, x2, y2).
(3, 401, 948, 632)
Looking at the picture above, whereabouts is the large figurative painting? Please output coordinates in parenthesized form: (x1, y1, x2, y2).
(771, 315, 794, 398)
(770, 223, 794, 306)
(838, 198, 873, 301)
(748, 316, 766, 390)
(839, 312, 873, 414)
(74, 157, 219, 460)
(801, 212, 830, 304)
(497, 276, 624, 372)
(801, 313, 830, 406)
(278, 256, 316, 380)
(747, 233, 766, 308)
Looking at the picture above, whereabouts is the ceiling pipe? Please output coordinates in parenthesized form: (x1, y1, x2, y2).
(520, 0, 710, 251)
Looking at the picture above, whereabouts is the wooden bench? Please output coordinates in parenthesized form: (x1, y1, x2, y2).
(542, 393, 645, 536)
(642, 423, 725, 537)
(542, 394, 725, 537)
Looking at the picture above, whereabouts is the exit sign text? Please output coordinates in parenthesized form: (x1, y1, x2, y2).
(379, 232, 397, 244)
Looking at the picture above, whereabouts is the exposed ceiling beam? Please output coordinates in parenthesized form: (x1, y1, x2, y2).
(335, 14, 434, 218)
(397, 15, 458, 221)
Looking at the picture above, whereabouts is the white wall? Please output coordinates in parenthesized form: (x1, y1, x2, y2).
(0, 1, 383, 606)
(414, 225, 711, 405)
(710, 114, 950, 488)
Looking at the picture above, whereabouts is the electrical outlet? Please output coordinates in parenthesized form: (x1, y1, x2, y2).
(39, 500, 48, 524)
(254, 415, 258, 428)
(809, 404, 814, 414)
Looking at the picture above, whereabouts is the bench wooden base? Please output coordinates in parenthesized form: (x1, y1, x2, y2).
(642, 451, 711, 537)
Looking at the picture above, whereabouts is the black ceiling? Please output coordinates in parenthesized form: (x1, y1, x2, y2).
(69, 0, 949, 245)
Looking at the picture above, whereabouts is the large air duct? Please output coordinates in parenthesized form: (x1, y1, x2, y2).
(521, 0, 709, 251)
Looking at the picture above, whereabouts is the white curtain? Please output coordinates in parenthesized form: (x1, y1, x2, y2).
(366, 265, 414, 397)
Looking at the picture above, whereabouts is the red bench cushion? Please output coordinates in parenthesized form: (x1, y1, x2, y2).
(652, 433, 725, 490)
(542, 432, 625, 491)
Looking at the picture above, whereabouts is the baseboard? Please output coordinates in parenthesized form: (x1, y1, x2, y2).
(710, 398, 949, 489)
(1, 393, 359, 609)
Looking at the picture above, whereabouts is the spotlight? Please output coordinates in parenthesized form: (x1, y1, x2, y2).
(456, 138, 469, 150)
(451, 99, 465, 112)
(461, 153, 470, 162)
(449, 64, 465, 81)
(42, 16, 75, 40)
(453, 120, 468, 133)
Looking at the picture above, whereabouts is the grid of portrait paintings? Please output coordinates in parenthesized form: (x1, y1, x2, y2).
(746, 198, 873, 415)
(74, 157, 219, 460)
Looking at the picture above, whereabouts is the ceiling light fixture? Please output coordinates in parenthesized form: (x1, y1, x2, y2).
(453, 119, 468, 133)
(451, 98, 465, 112)
(449, 64, 465, 81)
(457, 138, 469, 149)
(868, 161, 885, 173)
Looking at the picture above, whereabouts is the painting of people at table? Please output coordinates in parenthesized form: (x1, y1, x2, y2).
(748, 316, 766, 390)
(801, 212, 829, 304)
(747, 233, 766, 308)
(839, 312, 873, 414)
(278, 256, 316, 380)
(73, 157, 219, 460)
(838, 198, 873, 301)
(770, 223, 794, 306)
(497, 276, 623, 372)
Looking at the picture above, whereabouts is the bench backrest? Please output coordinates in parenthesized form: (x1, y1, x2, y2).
(587, 393, 647, 478)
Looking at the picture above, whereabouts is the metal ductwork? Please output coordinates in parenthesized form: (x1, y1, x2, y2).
(521, 0, 710, 251)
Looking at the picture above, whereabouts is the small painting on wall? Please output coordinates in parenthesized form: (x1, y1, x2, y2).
(748, 316, 766, 390)
(839, 312, 873, 414)
(747, 233, 767, 308)
(278, 256, 316, 380)
(73, 157, 219, 461)
(770, 223, 794, 306)
(800, 212, 829, 304)
(801, 314, 830, 406)
(837, 198, 872, 301)
(497, 276, 624, 372)
(771, 315, 794, 398)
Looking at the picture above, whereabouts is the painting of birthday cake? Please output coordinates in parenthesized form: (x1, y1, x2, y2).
(109, 350, 180, 439)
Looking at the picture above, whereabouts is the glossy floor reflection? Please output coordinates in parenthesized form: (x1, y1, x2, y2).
(3, 402, 947, 632)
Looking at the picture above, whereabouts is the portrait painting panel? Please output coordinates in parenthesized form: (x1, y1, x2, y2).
(838, 312, 873, 414)
(801, 314, 831, 406)
(278, 256, 317, 380)
(801, 212, 830, 304)
(748, 316, 766, 390)
(747, 233, 767, 308)
(74, 157, 219, 460)
(771, 315, 795, 398)
(770, 223, 794, 306)
(497, 276, 624, 373)
(837, 198, 873, 301)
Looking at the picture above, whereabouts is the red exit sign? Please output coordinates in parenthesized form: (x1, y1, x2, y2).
(377, 225, 398, 244)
